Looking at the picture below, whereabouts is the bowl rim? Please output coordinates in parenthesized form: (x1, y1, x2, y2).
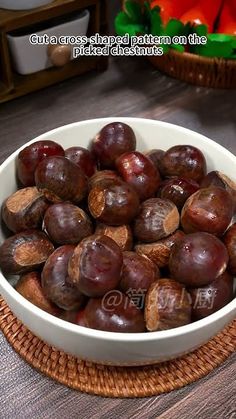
(0, 116, 235, 343)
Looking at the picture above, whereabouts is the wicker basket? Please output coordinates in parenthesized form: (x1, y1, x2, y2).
(148, 50, 236, 89)
(122, 0, 236, 88)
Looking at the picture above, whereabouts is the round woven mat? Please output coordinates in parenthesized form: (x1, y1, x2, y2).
(0, 297, 235, 398)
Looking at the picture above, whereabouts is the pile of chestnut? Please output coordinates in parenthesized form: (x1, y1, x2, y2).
(0, 121, 235, 333)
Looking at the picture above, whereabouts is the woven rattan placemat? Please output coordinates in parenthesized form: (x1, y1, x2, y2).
(0, 297, 235, 398)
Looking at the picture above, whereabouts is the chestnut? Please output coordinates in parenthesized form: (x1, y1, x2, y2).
(158, 178, 199, 210)
(169, 232, 229, 287)
(17, 140, 64, 187)
(0, 230, 54, 275)
(95, 223, 133, 251)
(78, 291, 146, 332)
(75, 308, 89, 327)
(145, 279, 191, 331)
(201, 171, 236, 213)
(68, 234, 123, 297)
(115, 151, 161, 201)
(35, 156, 88, 204)
(65, 146, 97, 177)
(43, 202, 93, 245)
(159, 145, 207, 182)
(134, 198, 180, 243)
(41, 245, 84, 310)
(91, 122, 136, 168)
(135, 230, 185, 268)
(60, 309, 83, 325)
(120, 252, 160, 305)
(145, 149, 165, 172)
(189, 271, 234, 320)
(88, 182, 140, 226)
(2, 187, 49, 233)
(223, 223, 236, 275)
(16, 271, 59, 315)
(181, 186, 233, 236)
(88, 170, 123, 191)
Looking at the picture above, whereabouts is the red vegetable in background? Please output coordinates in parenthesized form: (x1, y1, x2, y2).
(150, 0, 197, 24)
(180, 0, 224, 32)
(217, 0, 236, 36)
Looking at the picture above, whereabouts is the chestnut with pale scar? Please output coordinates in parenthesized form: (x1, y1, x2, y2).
(135, 230, 185, 268)
(145, 279, 191, 331)
(2, 187, 49, 233)
(35, 156, 88, 204)
(0, 230, 54, 275)
(68, 234, 123, 297)
(88, 182, 140, 226)
(95, 223, 133, 251)
(134, 198, 180, 243)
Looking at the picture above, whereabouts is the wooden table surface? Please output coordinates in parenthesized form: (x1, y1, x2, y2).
(0, 2, 236, 418)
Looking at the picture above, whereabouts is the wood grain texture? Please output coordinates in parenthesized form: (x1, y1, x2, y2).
(0, 0, 236, 417)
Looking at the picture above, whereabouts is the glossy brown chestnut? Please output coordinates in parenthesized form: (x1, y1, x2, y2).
(65, 147, 97, 177)
(223, 223, 236, 275)
(68, 234, 123, 297)
(91, 122, 136, 168)
(159, 145, 207, 182)
(35, 156, 88, 204)
(115, 151, 161, 201)
(95, 223, 133, 251)
(181, 186, 233, 236)
(169, 232, 229, 287)
(78, 291, 146, 332)
(0, 230, 54, 275)
(75, 308, 89, 327)
(120, 252, 160, 305)
(88, 170, 123, 191)
(43, 202, 93, 245)
(41, 245, 84, 310)
(134, 198, 180, 243)
(145, 279, 191, 331)
(189, 271, 234, 320)
(17, 140, 65, 187)
(201, 171, 236, 212)
(2, 187, 49, 233)
(135, 230, 185, 268)
(158, 178, 199, 210)
(145, 149, 165, 172)
(88, 182, 140, 226)
(16, 271, 59, 315)
(59, 309, 83, 325)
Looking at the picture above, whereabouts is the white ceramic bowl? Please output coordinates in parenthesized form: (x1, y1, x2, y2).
(0, 118, 235, 366)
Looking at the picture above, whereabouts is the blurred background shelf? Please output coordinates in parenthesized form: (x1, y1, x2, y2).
(0, 0, 108, 103)
(0, 0, 98, 30)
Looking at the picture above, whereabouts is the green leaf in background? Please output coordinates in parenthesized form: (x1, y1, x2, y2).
(194, 37, 233, 58)
(171, 43, 185, 52)
(143, 1, 152, 20)
(143, 1, 152, 31)
(115, 11, 145, 36)
(150, 8, 163, 36)
(125, 1, 143, 23)
(115, 12, 130, 36)
(231, 38, 236, 49)
(194, 24, 208, 37)
(159, 43, 170, 53)
(165, 19, 185, 37)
